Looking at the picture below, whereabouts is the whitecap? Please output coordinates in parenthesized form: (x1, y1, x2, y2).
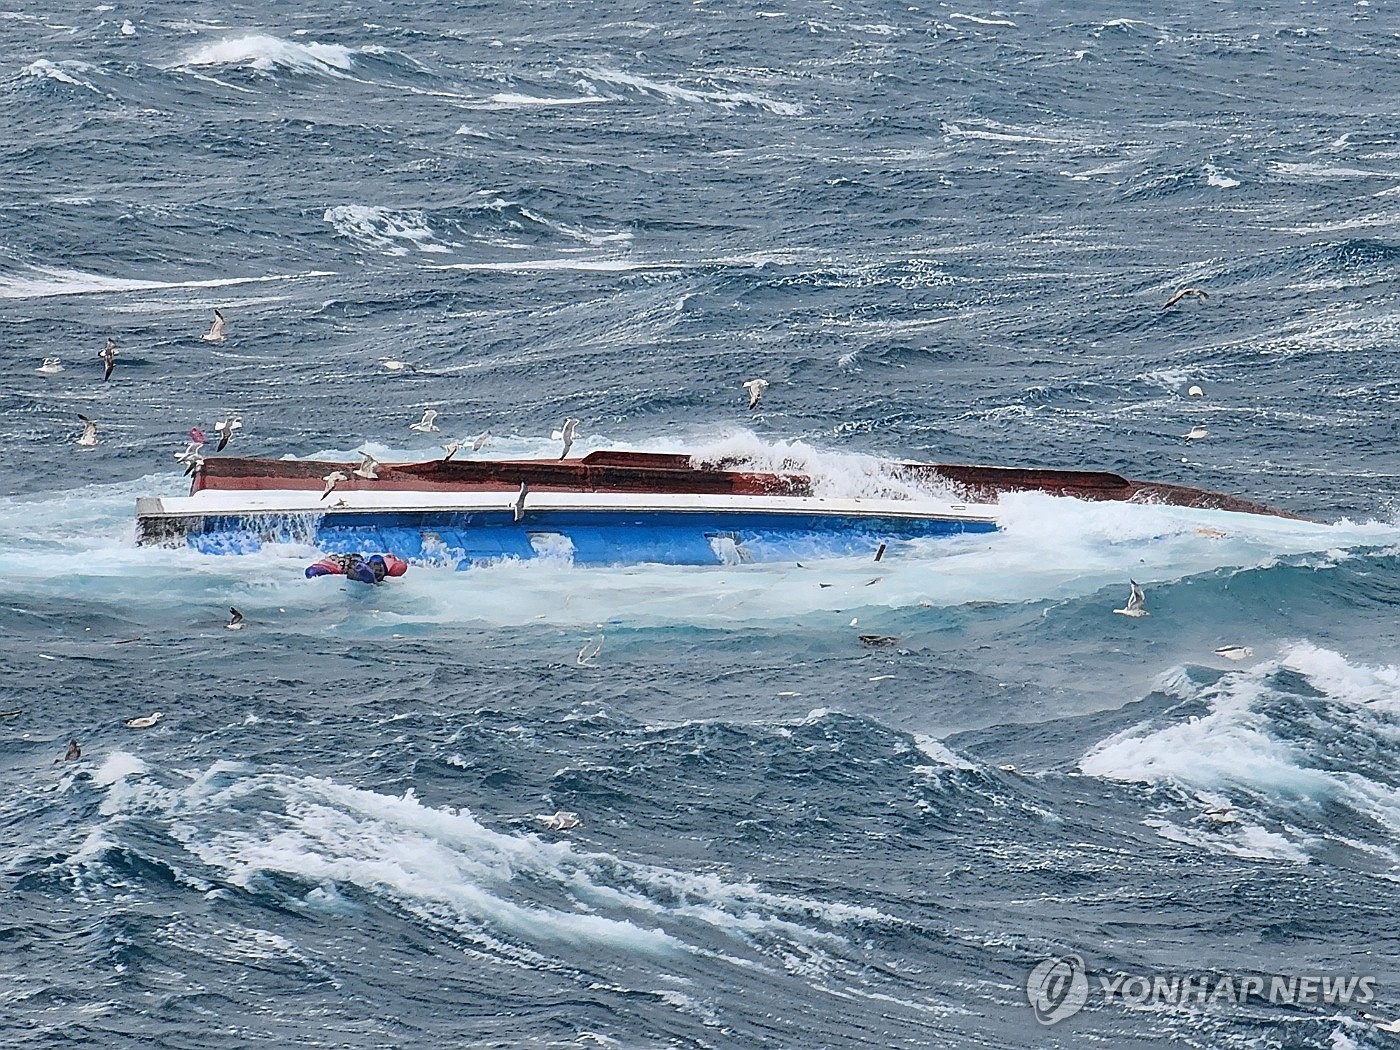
(323, 204, 454, 256)
(175, 34, 360, 77)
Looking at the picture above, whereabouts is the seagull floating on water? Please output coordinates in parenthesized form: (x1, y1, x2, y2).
(352, 451, 380, 480)
(1185, 425, 1208, 440)
(201, 308, 226, 343)
(409, 409, 439, 433)
(379, 358, 410, 372)
(1164, 288, 1208, 308)
(858, 634, 898, 647)
(76, 415, 97, 447)
(1195, 526, 1226, 539)
(214, 414, 242, 452)
(321, 470, 349, 500)
(553, 418, 578, 459)
(37, 357, 63, 375)
(537, 811, 583, 831)
(1214, 645, 1254, 661)
(743, 378, 769, 410)
(55, 739, 80, 763)
(99, 338, 117, 382)
(125, 712, 162, 729)
(1113, 580, 1149, 618)
(225, 608, 244, 630)
(1187, 384, 1204, 397)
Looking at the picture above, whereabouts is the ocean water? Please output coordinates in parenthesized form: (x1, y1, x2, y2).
(3, 1, 1400, 1046)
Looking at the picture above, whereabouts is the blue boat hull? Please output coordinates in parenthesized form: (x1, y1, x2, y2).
(185, 508, 998, 567)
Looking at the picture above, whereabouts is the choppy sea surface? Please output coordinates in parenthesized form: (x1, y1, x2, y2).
(4, 2, 1400, 1046)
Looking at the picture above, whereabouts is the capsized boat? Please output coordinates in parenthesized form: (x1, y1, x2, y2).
(134, 450, 1301, 567)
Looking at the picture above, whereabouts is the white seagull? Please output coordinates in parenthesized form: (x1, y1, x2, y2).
(553, 417, 579, 459)
(577, 635, 604, 667)
(1214, 645, 1254, 661)
(76, 415, 98, 447)
(537, 811, 583, 831)
(513, 481, 528, 522)
(441, 441, 462, 461)
(125, 712, 162, 729)
(472, 429, 491, 451)
(1187, 384, 1204, 397)
(743, 378, 769, 410)
(214, 414, 242, 452)
(1203, 805, 1239, 825)
(226, 608, 244, 630)
(379, 358, 410, 372)
(37, 357, 64, 375)
(352, 451, 380, 480)
(174, 442, 204, 476)
(1185, 425, 1208, 440)
(1113, 580, 1149, 618)
(99, 338, 117, 382)
(409, 409, 439, 433)
(321, 470, 349, 500)
(201, 308, 226, 343)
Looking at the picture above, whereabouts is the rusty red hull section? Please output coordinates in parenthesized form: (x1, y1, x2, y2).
(189, 451, 1303, 520)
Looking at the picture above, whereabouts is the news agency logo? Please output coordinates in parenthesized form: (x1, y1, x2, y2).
(1026, 954, 1376, 1026)
(1026, 955, 1090, 1026)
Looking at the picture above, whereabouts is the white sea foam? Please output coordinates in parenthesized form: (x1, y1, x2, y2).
(92, 751, 149, 788)
(578, 67, 802, 116)
(90, 766, 884, 963)
(175, 34, 360, 76)
(19, 59, 99, 91)
(1203, 163, 1241, 189)
(461, 92, 608, 111)
(1082, 644, 1400, 863)
(0, 264, 335, 300)
(947, 13, 1018, 27)
(323, 204, 453, 256)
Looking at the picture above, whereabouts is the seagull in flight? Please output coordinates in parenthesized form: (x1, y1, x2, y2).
(1164, 288, 1208, 308)
(1113, 580, 1149, 618)
(214, 414, 242, 452)
(553, 417, 579, 459)
(441, 441, 462, 461)
(201, 308, 226, 343)
(513, 481, 528, 522)
(225, 608, 244, 630)
(409, 409, 439, 433)
(321, 470, 349, 500)
(472, 429, 491, 451)
(190, 425, 206, 446)
(174, 442, 204, 476)
(37, 357, 63, 375)
(125, 712, 162, 729)
(99, 338, 117, 382)
(1185, 425, 1208, 440)
(352, 451, 380, 480)
(76, 415, 98, 447)
(743, 378, 769, 410)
